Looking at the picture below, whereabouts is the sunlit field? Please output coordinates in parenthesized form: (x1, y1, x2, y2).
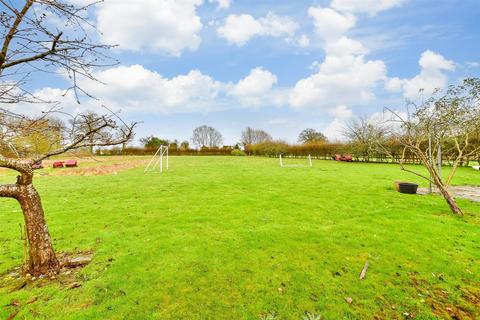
(1, 156, 479, 319)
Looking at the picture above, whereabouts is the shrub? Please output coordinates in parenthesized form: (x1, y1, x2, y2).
(245, 140, 289, 156)
(231, 149, 246, 156)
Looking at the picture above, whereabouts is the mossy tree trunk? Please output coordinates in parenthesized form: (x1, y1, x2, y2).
(0, 157, 59, 276)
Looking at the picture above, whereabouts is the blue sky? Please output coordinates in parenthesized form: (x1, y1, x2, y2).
(25, 0, 480, 145)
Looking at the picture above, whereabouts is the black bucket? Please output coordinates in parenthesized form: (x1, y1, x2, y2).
(398, 182, 418, 194)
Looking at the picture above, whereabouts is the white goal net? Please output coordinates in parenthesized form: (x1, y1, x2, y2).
(279, 154, 312, 167)
(144, 145, 169, 173)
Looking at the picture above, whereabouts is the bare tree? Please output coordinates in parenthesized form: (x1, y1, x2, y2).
(0, 0, 136, 276)
(241, 127, 272, 145)
(180, 140, 189, 150)
(343, 116, 388, 161)
(0, 0, 115, 104)
(1, 114, 63, 156)
(120, 124, 135, 151)
(1, 108, 136, 275)
(298, 128, 327, 144)
(385, 78, 480, 216)
(191, 125, 223, 148)
(71, 111, 106, 154)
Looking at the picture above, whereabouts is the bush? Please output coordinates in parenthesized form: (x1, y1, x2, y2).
(231, 149, 246, 156)
(245, 140, 289, 156)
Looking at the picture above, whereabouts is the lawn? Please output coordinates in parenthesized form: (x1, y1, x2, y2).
(0, 156, 479, 319)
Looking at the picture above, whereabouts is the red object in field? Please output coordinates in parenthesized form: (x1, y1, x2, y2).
(29, 160, 43, 170)
(334, 154, 353, 162)
(64, 160, 78, 167)
(52, 161, 64, 168)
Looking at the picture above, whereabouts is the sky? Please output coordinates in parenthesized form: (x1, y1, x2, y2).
(19, 0, 480, 145)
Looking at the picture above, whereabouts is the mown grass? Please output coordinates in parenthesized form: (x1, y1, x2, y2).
(0, 156, 479, 319)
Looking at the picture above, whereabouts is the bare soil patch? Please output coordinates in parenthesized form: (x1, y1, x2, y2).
(43, 157, 149, 176)
(52, 160, 148, 176)
(410, 276, 480, 320)
(0, 251, 94, 319)
(0, 251, 93, 290)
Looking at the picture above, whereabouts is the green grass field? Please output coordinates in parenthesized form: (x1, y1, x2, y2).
(1, 156, 479, 319)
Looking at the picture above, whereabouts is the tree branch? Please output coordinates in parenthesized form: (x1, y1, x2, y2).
(0, 0, 34, 68)
(33, 120, 137, 162)
(1, 32, 65, 69)
(0, 184, 21, 199)
(0, 155, 32, 176)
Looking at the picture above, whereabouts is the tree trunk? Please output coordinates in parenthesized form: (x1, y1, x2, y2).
(436, 183, 463, 216)
(16, 184, 59, 276)
(429, 167, 464, 216)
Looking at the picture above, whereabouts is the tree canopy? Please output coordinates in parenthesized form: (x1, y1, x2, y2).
(191, 125, 223, 148)
(241, 127, 272, 145)
(298, 128, 327, 144)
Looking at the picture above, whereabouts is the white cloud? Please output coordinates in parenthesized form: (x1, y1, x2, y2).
(96, 0, 203, 56)
(386, 50, 455, 99)
(323, 108, 407, 142)
(308, 6, 356, 41)
(329, 105, 353, 119)
(385, 77, 405, 92)
(17, 65, 286, 115)
(418, 50, 455, 71)
(368, 110, 407, 134)
(80, 65, 224, 113)
(289, 52, 386, 110)
(308, 61, 320, 70)
(8, 87, 81, 116)
(230, 67, 286, 108)
(21, 65, 226, 115)
(208, 0, 231, 10)
(217, 14, 262, 46)
(285, 34, 311, 48)
(466, 61, 480, 68)
(290, 6, 388, 111)
(217, 12, 299, 46)
(297, 34, 311, 47)
(324, 117, 349, 141)
(331, 0, 406, 15)
(260, 12, 299, 37)
(325, 36, 368, 56)
(323, 106, 353, 141)
(369, 110, 407, 125)
(231, 67, 277, 98)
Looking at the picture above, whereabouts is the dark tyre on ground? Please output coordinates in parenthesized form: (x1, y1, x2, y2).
(398, 182, 418, 194)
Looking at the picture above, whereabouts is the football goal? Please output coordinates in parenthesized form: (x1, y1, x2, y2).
(144, 145, 169, 173)
(279, 154, 312, 167)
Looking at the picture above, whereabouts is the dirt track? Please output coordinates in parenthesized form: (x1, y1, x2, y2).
(418, 186, 480, 202)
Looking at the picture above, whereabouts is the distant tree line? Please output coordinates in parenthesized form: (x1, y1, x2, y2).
(12, 113, 479, 166)
(96, 116, 480, 166)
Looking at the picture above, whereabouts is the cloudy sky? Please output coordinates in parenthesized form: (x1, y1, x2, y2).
(24, 0, 480, 145)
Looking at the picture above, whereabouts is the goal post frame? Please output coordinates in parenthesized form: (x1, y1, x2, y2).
(144, 145, 169, 173)
(279, 154, 312, 167)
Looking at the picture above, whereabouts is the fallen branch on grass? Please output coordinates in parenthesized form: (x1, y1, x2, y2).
(359, 261, 369, 280)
